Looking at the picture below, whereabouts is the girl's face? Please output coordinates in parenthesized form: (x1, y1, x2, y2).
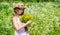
(14, 8, 24, 15)
(17, 8, 24, 15)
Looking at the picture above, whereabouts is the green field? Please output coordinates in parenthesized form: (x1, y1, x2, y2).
(0, 2, 60, 35)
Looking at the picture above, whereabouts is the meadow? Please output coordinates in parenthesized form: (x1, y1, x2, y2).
(0, 2, 60, 35)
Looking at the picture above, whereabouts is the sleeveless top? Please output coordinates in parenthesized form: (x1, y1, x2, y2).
(15, 17, 28, 35)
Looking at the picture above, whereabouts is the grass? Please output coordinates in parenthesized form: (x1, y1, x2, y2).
(0, 2, 60, 35)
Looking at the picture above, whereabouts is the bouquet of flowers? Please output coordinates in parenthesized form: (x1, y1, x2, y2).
(20, 14, 32, 23)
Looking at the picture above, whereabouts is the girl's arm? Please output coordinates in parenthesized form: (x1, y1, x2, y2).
(12, 17, 31, 30)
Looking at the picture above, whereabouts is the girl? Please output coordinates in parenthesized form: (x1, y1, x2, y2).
(12, 3, 31, 35)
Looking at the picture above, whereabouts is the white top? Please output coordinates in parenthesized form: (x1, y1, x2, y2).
(14, 16, 28, 35)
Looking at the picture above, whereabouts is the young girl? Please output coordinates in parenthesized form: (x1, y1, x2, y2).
(12, 3, 31, 35)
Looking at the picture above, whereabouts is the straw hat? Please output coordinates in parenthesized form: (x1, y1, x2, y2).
(14, 3, 26, 9)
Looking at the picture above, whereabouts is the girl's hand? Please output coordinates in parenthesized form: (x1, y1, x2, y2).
(26, 20, 32, 25)
(21, 20, 32, 27)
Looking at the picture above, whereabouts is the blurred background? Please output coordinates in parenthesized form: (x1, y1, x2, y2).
(0, 0, 60, 2)
(0, 0, 60, 35)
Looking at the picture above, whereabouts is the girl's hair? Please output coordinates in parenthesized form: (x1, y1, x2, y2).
(14, 7, 24, 15)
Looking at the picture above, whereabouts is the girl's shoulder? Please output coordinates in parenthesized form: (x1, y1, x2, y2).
(11, 13, 17, 19)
